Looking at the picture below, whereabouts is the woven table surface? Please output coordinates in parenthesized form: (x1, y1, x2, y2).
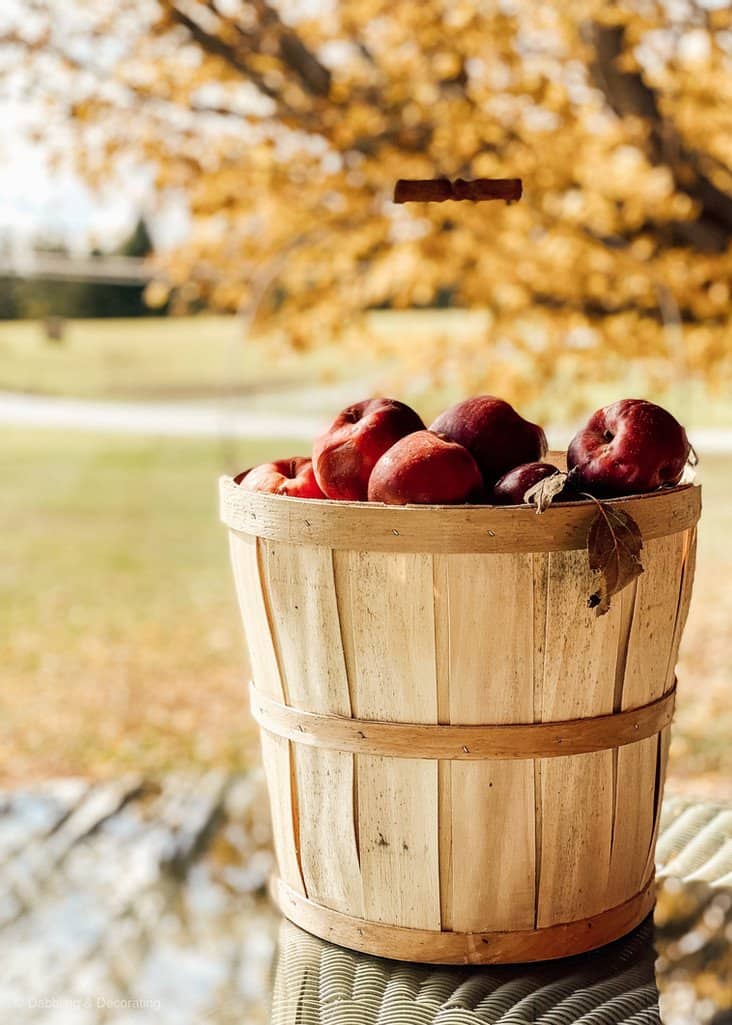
(271, 796, 732, 1025)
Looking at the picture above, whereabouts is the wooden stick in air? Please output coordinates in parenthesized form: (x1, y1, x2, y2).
(394, 177, 522, 203)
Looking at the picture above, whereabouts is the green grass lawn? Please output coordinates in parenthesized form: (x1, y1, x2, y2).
(0, 316, 366, 401)
(1, 426, 730, 791)
(0, 429, 299, 782)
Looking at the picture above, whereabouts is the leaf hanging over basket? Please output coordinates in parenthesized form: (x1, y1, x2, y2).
(587, 503, 644, 616)
(524, 471, 569, 514)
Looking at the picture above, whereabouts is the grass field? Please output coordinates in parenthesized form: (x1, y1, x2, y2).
(0, 316, 381, 404)
(0, 429, 284, 782)
(0, 316, 730, 792)
(1, 314, 731, 429)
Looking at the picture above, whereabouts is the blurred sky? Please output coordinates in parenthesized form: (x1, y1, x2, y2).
(0, 94, 189, 253)
(0, 0, 188, 254)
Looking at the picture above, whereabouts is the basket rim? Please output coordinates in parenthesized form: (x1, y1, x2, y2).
(219, 475, 700, 553)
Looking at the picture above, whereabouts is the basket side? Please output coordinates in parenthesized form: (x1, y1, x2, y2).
(228, 532, 306, 897)
(226, 491, 699, 951)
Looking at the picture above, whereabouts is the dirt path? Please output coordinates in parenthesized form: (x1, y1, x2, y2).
(0, 390, 330, 439)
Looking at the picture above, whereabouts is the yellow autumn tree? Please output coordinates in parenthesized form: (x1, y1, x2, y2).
(5, 0, 732, 410)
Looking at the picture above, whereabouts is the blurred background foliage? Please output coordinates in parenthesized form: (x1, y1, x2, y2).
(2, 0, 731, 412)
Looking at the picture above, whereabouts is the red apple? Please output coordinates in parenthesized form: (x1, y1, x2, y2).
(567, 400, 690, 497)
(492, 462, 562, 505)
(313, 398, 425, 501)
(430, 396, 547, 485)
(368, 431, 483, 505)
(235, 457, 325, 498)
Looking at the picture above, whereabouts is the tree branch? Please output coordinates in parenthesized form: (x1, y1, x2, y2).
(164, 2, 282, 106)
(252, 0, 331, 97)
(204, 0, 331, 98)
(589, 22, 732, 252)
(162, 2, 444, 158)
(533, 290, 724, 326)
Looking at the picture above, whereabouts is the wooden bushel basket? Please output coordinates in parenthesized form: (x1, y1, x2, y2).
(220, 469, 700, 964)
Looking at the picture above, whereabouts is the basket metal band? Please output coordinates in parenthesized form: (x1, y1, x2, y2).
(249, 682, 676, 760)
(270, 875, 656, 964)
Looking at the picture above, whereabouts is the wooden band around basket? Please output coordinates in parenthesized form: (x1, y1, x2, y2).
(249, 683, 675, 760)
(220, 476, 700, 554)
(271, 875, 656, 964)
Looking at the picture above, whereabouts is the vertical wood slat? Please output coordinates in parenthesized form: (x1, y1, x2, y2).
(608, 534, 687, 906)
(643, 724, 672, 882)
(229, 533, 282, 701)
(532, 552, 550, 928)
(434, 554, 536, 932)
(536, 549, 620, 927)
(229, 533, 305, 895)
(666, 527, 697, 690)
(619, 534, 687, 709)
(260, 541, 363, 916)
(333, 551, 440, 930)
(433, 556, 453, 932)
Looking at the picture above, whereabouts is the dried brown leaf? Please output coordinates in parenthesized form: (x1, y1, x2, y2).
(679, 462, 698, 486)
(524, 471, 568, 514)
(587, 503, 644, 617)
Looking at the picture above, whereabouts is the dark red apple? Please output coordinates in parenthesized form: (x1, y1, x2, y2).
(430, 396, 547, 485)
(492, 462, 562, 505)
(235, 457, 325, 498)
(367, 430, 483, 505)
(567, 399, 690, 497)
(313, 398, 425, 501)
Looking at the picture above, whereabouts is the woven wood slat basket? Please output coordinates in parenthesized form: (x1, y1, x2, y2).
(220, 471, 701, 964)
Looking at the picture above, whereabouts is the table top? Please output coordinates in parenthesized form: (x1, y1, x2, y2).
(0, 775, 729, 1024)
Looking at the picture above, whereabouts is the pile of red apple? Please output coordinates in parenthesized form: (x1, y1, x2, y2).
(234, 396, 691, 505)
